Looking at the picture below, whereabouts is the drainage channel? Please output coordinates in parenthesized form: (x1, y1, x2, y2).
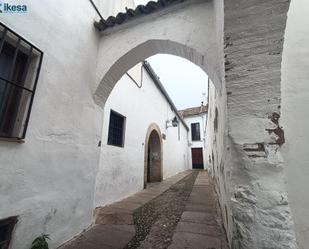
(124, 170, 199, 249)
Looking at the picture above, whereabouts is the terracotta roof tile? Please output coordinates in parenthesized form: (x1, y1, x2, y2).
(95, 0, 186, 31)
(178, 105, 208, 117)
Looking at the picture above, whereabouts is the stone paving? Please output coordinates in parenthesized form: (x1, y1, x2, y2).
(58, 170, 191, 249)
(58, 170, 229, 249)
(168, 171, 229, 249)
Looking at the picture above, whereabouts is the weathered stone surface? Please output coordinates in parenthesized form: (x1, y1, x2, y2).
(185, 203, 216, 213)
(181, 211, 218, 226)
(110, 201, 141, 211)
(59, 225, 135, 249)
(176, 221, 222, 237)
(95, 212, 134, 225)
(122, 196, 150, 205)
(169, 171, 229, 249)
(60, 172, 193, 249)
(201, 1, 298, 248)
(168, 232, 222, 249)
(94, 171, 191, 225)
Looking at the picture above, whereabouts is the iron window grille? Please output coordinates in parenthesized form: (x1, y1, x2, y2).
(0, 216, 17, 249)
(107, 110, 126, 147)
(0, 22, 43, 140)
(191, 122, 201, 141)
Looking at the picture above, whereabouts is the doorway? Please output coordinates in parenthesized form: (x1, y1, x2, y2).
(147, 130, 162, 182)
(191, 148, 204, 169)
(144, 123, 163, 187)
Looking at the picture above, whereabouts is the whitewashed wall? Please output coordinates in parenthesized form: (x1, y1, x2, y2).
(184, 114, 208, 168)
(0, 1, 103, 248)
(281, 1, 309, 248)
(94, 64, 190, 207)
(205, 79, 228, 230)
(0, 1, 208, 248)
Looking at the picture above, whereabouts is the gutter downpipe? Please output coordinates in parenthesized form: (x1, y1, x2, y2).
(89, 0, 104, 21)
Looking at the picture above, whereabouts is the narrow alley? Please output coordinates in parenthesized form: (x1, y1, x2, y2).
(2, 1, 309, 248)
(59, 170, 228, 249)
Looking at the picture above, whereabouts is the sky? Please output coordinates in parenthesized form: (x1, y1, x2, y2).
(134, 0, 151, 5)
(147, 54, 208, 110)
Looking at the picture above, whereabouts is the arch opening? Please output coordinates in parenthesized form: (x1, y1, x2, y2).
(94, 39, 220, 201)
(94, 39, 222, 108)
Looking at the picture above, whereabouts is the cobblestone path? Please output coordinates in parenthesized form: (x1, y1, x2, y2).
(58, 170, 229, 249)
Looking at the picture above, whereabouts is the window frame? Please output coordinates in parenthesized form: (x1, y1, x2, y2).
(0, 22, 43, 141)
(191, 122, 201, 141)
(107, 109, 126, 147)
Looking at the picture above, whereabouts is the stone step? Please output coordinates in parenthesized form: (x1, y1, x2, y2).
(168, 171, 230, 249)
(176, 221, 222, 237)
(94, 210, 134, 225)
(168, 231, 222, 249)
(58, 225, 135, 249)
(181, 211, 218, 226)
(185, 203, 217, 213)
(94, 170, 192, 225)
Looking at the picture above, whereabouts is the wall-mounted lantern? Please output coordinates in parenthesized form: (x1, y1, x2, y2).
(166, 116, 179, 129)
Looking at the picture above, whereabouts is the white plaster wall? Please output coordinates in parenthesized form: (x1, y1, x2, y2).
(206, 80, 227, 224)
(0, 1, 219, 248)
(94, 65, 190, 207)
(0, 1, 103, 248)
(281, 1, 309, 248)
(206, 81, 220, 176)
(184, 114, 208, 168)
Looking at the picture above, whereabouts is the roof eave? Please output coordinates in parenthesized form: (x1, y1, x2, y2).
(143, 61, 189, 131)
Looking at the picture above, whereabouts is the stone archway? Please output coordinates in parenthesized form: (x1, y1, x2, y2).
(94, 38, 222, 108)
(93, 0, 224, 108)
(144, 123, 163, 187)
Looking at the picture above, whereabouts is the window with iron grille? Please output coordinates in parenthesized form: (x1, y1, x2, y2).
(0, 216, 17, 249)
(0, 22, 43, 140)
(107, 110, 126, 147)
(191, 122, 201, 141)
